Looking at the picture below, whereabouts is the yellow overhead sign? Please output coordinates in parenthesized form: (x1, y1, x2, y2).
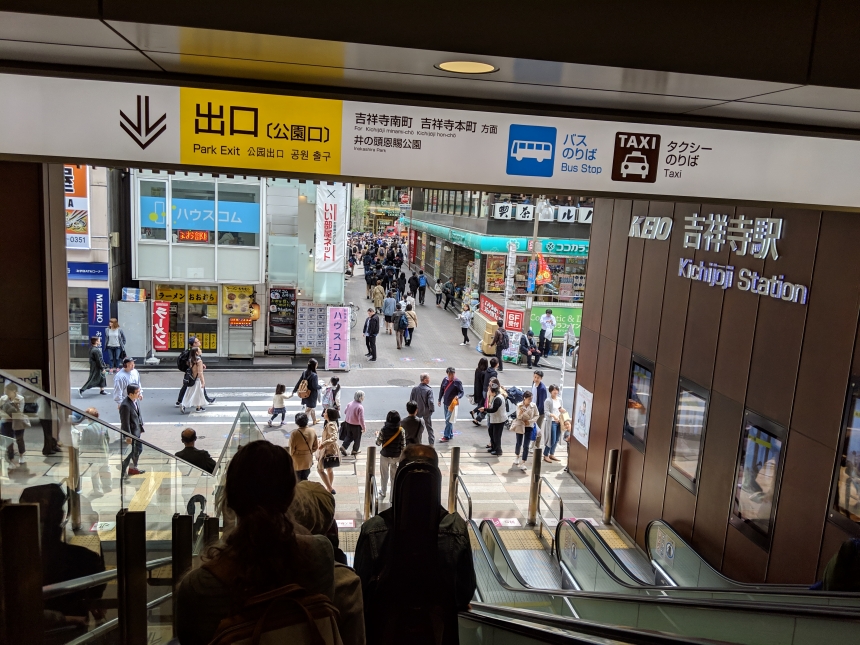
(179, 88, 342, 174)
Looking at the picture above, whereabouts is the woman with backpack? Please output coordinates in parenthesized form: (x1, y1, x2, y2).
(321, 377, 341, 413)
(482, 383, 508, 457)
(291, 358, 321, 425)
(376, 410, 404, 500)
(176, 441, 338, 645)
(394, 304, 407, 350)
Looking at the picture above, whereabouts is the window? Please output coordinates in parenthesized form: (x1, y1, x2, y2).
(139, 180, 168, 241)
(217, 183, 260, 247)
(623, 358, 654, 452)
(455, 191, 464, 215)
(731, 412, 787, 550)
(831, 380, 860, 531)
(668, 380, 709, 493)
(172, 180, 216, 245)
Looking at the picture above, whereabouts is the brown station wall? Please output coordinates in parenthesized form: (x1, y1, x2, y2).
(572, 197, 860, 583)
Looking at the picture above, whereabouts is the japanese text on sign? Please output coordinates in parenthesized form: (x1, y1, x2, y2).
(665, 141, 711, 167)
(683, 214, 783, 260)
(355, 113, 412, 127)
(326, 306, 350, 371)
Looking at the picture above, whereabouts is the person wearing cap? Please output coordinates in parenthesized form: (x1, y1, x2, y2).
(175, 337, 215, 407)
(175, 428, 216, 474)
(519, 329, 543, 368)
(112, 356, 142, 410)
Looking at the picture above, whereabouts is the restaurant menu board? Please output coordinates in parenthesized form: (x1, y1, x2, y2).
(296, 301, 327, 354)
(268, 287, 296, 349)
(222, 285, 253, 314)
(485, 255, 505, 292)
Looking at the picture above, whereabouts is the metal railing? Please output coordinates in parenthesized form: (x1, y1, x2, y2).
(42, 556, 172, 600)
(536, 476, 564, 549)
(364, 446, 378, 520)
(64, 592, 174, 645)
(456, 474, 473, 521)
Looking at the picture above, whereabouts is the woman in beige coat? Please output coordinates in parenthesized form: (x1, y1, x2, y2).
(317, 408, 341, 494)
(509, 391, 539, 472)
(371, 280, 385, 312)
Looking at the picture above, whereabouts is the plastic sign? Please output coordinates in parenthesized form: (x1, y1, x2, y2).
(177, 229, 210, 243)
(152, 301, 170, 351)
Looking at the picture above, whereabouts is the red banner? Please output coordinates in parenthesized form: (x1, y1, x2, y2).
(152, 300, 170, 351)
(479, 294, 524, 331)
(409, 229, 417, 264)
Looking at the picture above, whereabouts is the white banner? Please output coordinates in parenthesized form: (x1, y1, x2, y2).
(315, 185, 348, 273)
(573, 384, 594, 448)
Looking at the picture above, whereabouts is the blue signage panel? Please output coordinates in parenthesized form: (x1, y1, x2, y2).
(527, 260, 537, 292)
(140, 196, 260, 234)
(68, 262, 109, 280)
(87, 287, 110, 344)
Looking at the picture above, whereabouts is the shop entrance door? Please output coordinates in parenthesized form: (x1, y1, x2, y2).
(153, 284, 219, 355)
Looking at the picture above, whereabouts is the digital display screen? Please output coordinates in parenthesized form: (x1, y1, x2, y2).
(177, 229, 210, 243)
(623, 361, 653, 451)
(732, 422, 784, 541)
(835, 393, 860, 523)
(669, 386, 708, 490)
(228, 317, 253, 328)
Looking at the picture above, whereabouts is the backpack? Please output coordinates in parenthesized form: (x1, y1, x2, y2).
(498, 331, 510, 350)
(177, 349, 190, 372)
(321, 386, 334, 408)
(418, 275, 427, 287)
(398, 313, 409, 330)
(296, 375, 311, 400)
(507, 386, 524, 404)
(208, 583, 341, 645)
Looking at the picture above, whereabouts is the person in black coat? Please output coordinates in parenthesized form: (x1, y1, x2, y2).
(470, 357, 488, 427)
(408, 272, 420, 298)
(482, 359, 499, 404)
(79, 336, 107, 396)
(363, 308, 380, 361)
(397, 272, 407, 300)
(119, 384, 145, 477)
(292, 358, 321, 425)
(364, 264, 376, 299)
(519, 329, 543, 368)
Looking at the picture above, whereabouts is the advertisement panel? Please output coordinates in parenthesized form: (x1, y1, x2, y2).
(222, 285, 254, 314)
(87, 287, 109, 344)
(152, 300, 170, 351)
(573, 384, 594, 448)
(325, 307, 350, 371)
(479, 294, 524, 331)
(64, 164, 89, 249)
(315, 185, 348, 272)
(529, 304, 582, 339)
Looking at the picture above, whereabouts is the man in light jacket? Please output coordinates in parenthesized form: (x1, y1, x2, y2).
(438, 367, 464, 443)
(410, 373, 435, 445)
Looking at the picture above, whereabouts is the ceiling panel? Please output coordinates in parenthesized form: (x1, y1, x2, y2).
(686, 101, 860, 130)
(0, 40, 160, 71)
(0, 11, 131, 48)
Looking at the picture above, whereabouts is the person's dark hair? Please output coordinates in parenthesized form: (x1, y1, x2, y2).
(446, 367, 456, 374)
(275, 383, 286, 395)
(126, 383, 140, 396)
(496, 319, 503, 328)
(385, 410, 401, 426)
(90, 336, 99, 345)
(548, 384, 558, 393)
(396, 303, 402, 311)
(329, 376, 341, 397)
(522, 391, 533, 399)
(401, 444, 438, 468)
(406, 304, 413, 311)
(534, 370, 544, 378)
(546, 309, 552, 314)
(419, 270, 424, 275)
(406, 400, 418, 415)
(490, 383, 500, 394)
(295, 412, 309, 428)
(307, 358, 318, 373)
(477, 357, 488, 372)
(204, 441, 300, 596)
(822, 538, 860, 592)
(324, 407, 340, 423)
(489, 357, 499, 368)
(181, 428, 197, 444)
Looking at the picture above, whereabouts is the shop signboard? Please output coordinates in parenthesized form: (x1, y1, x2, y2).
(529, 305, 582, 339)
(64, 164, 90, 249)
(420, 232, 427, 264)
(222, 285, 253, 314)
(479, 294, 524, 331)
(527, 260, 537, 292)
(315, 185, 348, 273)
(152, 300, 170, 351)
(228, 317, 253, 327)
(409, 228, 417, 264)
(10, 74, 860, 210)
(434, 242, 442, 279)
(68, 262, 108, 281)
(325, 306, 350, 371)
(87, 287, 109, 344)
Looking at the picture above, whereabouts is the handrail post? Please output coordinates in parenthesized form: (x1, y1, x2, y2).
(117, 509, 147, 645)
(0, 502, 43, 645)
(603, 448, 619, 524)
(527, 446, 543, 526)
(447, 446, 460, 514)
(364, 446, 377, 521)
(68, 443, 82, 530)
(172, 513, 192, 637)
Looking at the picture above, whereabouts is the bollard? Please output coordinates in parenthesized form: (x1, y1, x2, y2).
(602, 449, 619, 525)
(447, 446, 461, 514)
(364, 446, 377, 521)
(526, 444, 543, 526)
(117, 509, 147, 645)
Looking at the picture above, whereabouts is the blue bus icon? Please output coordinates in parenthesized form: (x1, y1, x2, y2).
(506, 124, 556, 177)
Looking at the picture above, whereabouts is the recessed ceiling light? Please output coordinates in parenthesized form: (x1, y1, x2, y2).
(435, 61, 497, 74)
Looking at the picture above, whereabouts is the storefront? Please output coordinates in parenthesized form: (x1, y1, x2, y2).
(484, 252, 586, 301)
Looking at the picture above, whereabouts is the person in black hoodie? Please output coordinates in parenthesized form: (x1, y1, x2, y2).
(470, 357, 489, 427)
(397, 271, 407, 300)
(291, 358, 321, 425)
(377, 410, 404, 500)
(408, 271, 420, 298)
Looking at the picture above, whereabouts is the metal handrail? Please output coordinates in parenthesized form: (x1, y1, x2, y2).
(536, 477, 564, 547)
(369, 475, 379, 517)
(456, 474, 472, 520)
(43, 556, 173, 600)
(63, 592, 173, 645)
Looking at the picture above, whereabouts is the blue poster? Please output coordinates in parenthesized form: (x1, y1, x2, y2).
(88, 287, 110, 344)
(527, 260, 537, 293)
(139, 196, 260, 234)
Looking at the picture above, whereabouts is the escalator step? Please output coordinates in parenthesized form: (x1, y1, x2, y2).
(497, 529, 545, 551)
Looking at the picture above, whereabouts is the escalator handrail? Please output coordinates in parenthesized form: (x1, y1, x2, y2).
(469, 518, 860, 618)
(555, 519, 860, 601)
(0, 369, 216, 479)
(43, 556, 173, 600)
(466, 603, 718, 645)
(537, 477, 563, 528)
(213, 401, 264, 476)
(644, 519, 807, 590)
(478, 519, 539, 589)
(456, 474, 472, 521)
(572, 518, 651, 585)
(63, 591, 173, 645)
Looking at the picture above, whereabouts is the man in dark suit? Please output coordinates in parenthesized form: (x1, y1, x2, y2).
(119, 383, 145, 477)
(519, 329, 543, 368)
(363, 307, 380, 362)
(174, 428, 216, 474)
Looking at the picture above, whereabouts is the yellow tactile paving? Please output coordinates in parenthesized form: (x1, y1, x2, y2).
(70, 534, 102, 555)
(498, 529, 544, 550)
(598, 528, 629, 549)
(128, 472, 170, 511)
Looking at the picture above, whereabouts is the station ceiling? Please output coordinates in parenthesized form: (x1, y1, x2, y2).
(3, 2, 860, 132)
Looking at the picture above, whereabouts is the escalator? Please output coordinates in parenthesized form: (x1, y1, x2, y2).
(470, 519, 860, 645)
